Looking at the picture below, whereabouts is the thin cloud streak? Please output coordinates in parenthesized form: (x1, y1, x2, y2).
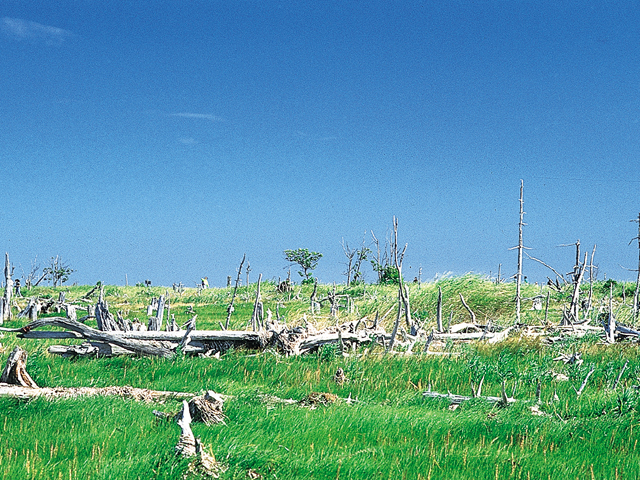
(170, 113, 224, 122)
(1, 17, 74, 45)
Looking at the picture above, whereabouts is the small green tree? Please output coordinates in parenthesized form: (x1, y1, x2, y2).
(44, 255, 75, 287)
(284, 248, 322, 284)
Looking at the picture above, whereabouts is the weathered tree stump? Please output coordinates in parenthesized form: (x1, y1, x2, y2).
(0, 346, 38, 388)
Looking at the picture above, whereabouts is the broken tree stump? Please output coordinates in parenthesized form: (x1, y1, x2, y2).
(1, 346, 38, 388)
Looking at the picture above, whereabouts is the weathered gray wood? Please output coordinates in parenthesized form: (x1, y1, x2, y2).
(9, 317, 174, 357)
(1, 346, 38, 388)
(225, 254, 246, 329)
(575, 366, 595, 397)
(459, 294, 477, 324)
(0, 383, 195, 401)
(251, 274, 263, 331)
(514, 181, 524, 324)
(422, 389, 515, 405)
(95, 286, 119, 331)
(568, 252, 588, 323)
(436, 286, 443, 332)
(150, 294, 166, 331)
(1, 253, 12, 324)
(177, 315, 197, 353)
(612, 360, 628, 390)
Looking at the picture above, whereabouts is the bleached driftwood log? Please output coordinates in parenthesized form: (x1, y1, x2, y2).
(422, 388, 516, 405)
(0, 383, 197, 401)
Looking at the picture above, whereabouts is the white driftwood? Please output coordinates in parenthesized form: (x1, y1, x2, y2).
(422, 389, 515, 405)
(0, 383, 195, 401)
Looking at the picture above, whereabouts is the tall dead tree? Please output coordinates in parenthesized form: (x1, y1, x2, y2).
(509, 181, 529, 324)
(567, 252, 588, 323)
(1, 253, 13, 324)
(436, 286, 443, 333)
(250, 273, 263, 331)
(341, 238, 356, 286)
(631, 214, 640, 318)
(387, 217, 412, 352)
(225, 254, 246, 330)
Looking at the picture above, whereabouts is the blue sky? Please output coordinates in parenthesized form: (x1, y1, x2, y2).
(2, 1, 640, 287)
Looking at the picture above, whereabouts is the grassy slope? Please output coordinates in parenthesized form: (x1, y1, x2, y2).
(1, 277, 639, 479)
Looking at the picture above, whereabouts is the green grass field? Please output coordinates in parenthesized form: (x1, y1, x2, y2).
(1, 277, 639, 479)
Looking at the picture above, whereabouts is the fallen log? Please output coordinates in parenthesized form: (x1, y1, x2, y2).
(422, 389, 516, 405)
(0, 383, 196, 401)
(4, 317, 175, 358)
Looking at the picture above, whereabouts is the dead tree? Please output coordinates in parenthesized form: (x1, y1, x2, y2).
(225, 254, 246, 330)
(148, 294, 166, 331)
(509, 181, 529, 324)
(250, 274, 264, 331)
(95, 286, 120, 331)
(631, 213, 640, 318)
(567, 252, 588, 324)
(387, 217, 412, 352)
(341, 238, 356, 286)
(1, 253, 13, 324)
(436, 286, 443, 333)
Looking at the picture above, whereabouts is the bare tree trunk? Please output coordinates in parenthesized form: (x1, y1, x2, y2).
(513, 181, 525, 325)
(586, 244, 597, 319)
(634, 213, 640, 319)
(387, 216, 411, 352)
(568, 252, 588, 323)
(250, 274, 263, 331)
(1, 253, 12, 324)
(436, 286, 443, 333)
(225, 254, 246, 330)
(96, 286, 120, 331)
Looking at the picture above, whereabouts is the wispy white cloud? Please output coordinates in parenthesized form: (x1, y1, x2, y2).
(178, 137, 198, 145)
(170, 113, 225, 122)
(1, 17, 74, 45)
